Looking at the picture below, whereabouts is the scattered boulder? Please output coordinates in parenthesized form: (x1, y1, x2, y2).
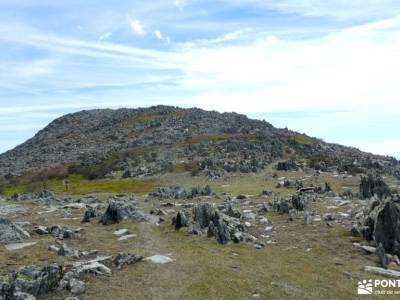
(360, 174, 391, 200)
(291, 194, 307, 211)
(374, 200, 400, 256)
(149, 186, 213, 200)
(81, 207, 100, 223)
(0, 218, 30, 243)
(99, 198, 148, 225)
(276, 160, 298, 171)
(0, 264, 62, 299)
(47, 225, 81, 240)
(113, 253, 143, 269)
(376, 243, 389, 269)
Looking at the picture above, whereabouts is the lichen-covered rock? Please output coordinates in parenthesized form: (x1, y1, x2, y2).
(0, 264, 63, 299)
(374, 201, 400, 256)
(0, 218, 30, 243)
(359, 173, 391, 200)
(173, 211, 190, 230)
(113, 253, 143, 269)
(193, 203, 217, 229)
(99, 198, 148, 225)
(81, 207, 100, 223)
(276, 160, 298, 171)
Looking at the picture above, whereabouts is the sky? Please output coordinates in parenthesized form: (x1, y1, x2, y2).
(0, 0, 399, 158)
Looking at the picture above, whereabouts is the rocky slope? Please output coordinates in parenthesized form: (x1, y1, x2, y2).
(0, 105, 398, 178)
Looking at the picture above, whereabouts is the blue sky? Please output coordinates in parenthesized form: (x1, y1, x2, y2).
(0, 1, 400, 158)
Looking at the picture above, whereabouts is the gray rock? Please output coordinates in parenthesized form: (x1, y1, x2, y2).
(193, 203, 217, 229)
(0, 264, 63, 299)
(360, 173, 391, 200)
(5, 242, 37, 251)
(113, 253, 143, 268)
(374, 200, 400, 256)
(68, 278, 85, 295)
(364, 266, 400, 278)
(376, 243, 390, 269)
(0, 218, 30, 243)
(81, 207, 100, 223)
(99, 198, 148, 225)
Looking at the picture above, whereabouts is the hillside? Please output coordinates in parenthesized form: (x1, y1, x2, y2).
(0, 105, 398, 180)
(1, 106, 400, 300)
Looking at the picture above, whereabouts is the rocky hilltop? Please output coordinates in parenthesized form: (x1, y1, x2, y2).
(0, 105, 398, 179)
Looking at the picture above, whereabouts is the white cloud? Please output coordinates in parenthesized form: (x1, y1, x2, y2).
(129, 19, 145, 35)
(153, 30, 170, 43)
(229, 0, 400, 20)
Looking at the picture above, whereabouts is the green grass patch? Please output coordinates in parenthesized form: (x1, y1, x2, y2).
(126, 114, 160, 125)
(294, 134, 317, 145)
(3, 174, 157, 196)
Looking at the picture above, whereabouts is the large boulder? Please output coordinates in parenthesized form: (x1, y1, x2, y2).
(0, 218, 30, 243)
(0, 264, 63, 299)
(374, 201, 400, 256)
(193, 203, 217, 229)
(276, 160, 298, 171)
(99, 198, 148, 225)
(359, 174, 391, 200)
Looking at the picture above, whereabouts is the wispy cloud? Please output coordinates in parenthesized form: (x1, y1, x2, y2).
(129, 18, 145, 35)
(0, 1, 400, 156)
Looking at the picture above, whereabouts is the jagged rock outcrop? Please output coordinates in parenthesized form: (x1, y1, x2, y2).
(353, 197, 400, 256)
(359, 173, 392, 200)
(276, 160, 298, 171)
(172, 203, 245, 244)
(0, 264, 62, 300)
(0, 218, 30, 243)
(99, 197, 148, 225)
(149, 186, 213, 199)
(374, 200, 400, 256)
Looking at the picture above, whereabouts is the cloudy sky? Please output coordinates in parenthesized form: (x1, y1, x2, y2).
(0, 1, 399, 158)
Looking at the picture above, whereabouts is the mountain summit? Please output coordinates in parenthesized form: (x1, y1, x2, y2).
(0, 105, 398, 179)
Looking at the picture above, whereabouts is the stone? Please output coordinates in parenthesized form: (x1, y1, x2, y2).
(144, 255, 173, 264)
(374, 201, 400, 256)
(0, 218, 30, 242)
(291, 194, 306, 211)
(5, 242, 37, 251)
(207, 216, 231, 244)
(360, 173, 391, 200)
(113, 253, 143, 268)
(113, 229, 129, 236)
(376, 243, 390, 269)
(69, 278, 85, 295)
(193, 203, 217, 229)
(34, 225, 49, 235)
(99, 199, 148, 225)
(118, 234, 136, 241)
(58, 244, 80, 258)
(81, 207, 99, 223)
(173, 211, 190, 229)
(364, 266, 400, 278)
(10, 264, 62, 297)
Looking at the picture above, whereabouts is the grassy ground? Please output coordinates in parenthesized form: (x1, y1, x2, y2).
(1, 167, 399, 299)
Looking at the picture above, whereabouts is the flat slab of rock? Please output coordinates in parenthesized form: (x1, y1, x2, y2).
(0, 217, 31, 242)
(113, 229, 129, 236)
(144, 255, 174, 264)
(118, 234, 136, 241)
(5, 242, 37, 251)
(364, 266, 400, 278)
